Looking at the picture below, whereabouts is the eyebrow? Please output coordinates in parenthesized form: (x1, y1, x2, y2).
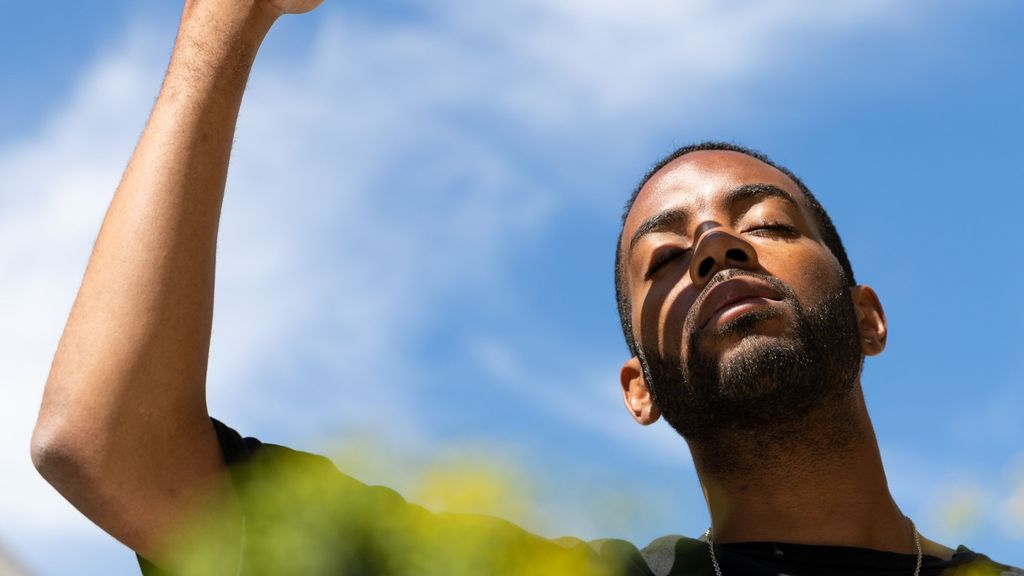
(627, 183, 801, 257)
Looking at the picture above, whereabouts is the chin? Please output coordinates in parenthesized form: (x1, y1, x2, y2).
(689, 307, 793, 360)
(715, 333, 791, 367)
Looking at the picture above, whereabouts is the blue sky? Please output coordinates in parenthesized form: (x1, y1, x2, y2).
(2, 0, 1022, 573)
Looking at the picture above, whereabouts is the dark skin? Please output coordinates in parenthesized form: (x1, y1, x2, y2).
(617, 150, 955, 559)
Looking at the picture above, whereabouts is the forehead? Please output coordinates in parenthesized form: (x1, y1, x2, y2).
(623, 150, 810, 246)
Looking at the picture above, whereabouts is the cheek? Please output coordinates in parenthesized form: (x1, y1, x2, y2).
(762, 244, 844, 305)
(633, 274, 699, 358)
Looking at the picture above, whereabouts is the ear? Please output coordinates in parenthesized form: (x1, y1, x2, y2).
(620, 356, 661, 426)
(850, 285, 887, 356)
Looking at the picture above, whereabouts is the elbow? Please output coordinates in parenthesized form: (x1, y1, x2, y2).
(32, 374, 104, 486)
(31, 419, 78, 484)
(31, 419, 113, 515)
(31, 415, 96, 493)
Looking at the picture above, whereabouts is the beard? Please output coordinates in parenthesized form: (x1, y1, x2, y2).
(639, 269, 864, 463)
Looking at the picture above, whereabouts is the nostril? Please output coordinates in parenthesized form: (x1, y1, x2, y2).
(698, 257, 715, 277)
(726, 248, 748, 262)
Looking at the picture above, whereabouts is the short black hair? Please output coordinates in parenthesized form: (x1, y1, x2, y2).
(614, 141, 856, 357)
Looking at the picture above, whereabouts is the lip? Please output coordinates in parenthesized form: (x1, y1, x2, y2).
(696, 276, 784, 330)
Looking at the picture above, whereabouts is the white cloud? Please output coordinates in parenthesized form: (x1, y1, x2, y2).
(0, 0, 960, 572)
(467, 336, 691, 467)
(378, 0, 933, 130)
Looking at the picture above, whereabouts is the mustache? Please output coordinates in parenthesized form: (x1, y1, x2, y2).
(684, 268, 798, 334)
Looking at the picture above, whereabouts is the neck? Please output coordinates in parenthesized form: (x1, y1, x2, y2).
(690, 385, 917, 554)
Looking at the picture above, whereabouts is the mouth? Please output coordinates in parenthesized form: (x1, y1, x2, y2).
(696, 275, 785, 330)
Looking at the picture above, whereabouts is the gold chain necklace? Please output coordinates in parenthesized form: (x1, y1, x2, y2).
(703, 517, 923, 576)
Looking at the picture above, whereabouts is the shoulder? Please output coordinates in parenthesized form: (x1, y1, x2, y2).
(209, 417, 406, 506)
(175, 420, 715, 576)
(637, 535, 710, 576)
(549, 534, 710, 576)
(151, 420, 422, 574)
(948, 545, 1024, 575)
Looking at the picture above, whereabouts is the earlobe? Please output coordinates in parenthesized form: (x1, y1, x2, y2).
(851, 285, 887, 356)
(620, 356, 661, 426)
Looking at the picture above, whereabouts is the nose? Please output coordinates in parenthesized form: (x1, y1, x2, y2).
(688, 225, 760, 290)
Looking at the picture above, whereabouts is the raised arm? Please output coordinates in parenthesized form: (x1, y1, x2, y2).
(31, 0, 321, 565)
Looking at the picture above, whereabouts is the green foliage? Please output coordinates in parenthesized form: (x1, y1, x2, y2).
(161, 446, 624, 575)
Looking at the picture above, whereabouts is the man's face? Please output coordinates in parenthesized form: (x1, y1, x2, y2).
(619, 150, 864, 441)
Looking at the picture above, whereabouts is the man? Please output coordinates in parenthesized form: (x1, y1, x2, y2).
(29, 0, 1020, 574)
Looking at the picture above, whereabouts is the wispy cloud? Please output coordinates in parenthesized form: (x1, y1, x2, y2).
(467, 336, 691, 467)
(425, 0, 930, 125)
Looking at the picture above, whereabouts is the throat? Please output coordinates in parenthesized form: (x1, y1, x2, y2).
(693, 392, 913, 554)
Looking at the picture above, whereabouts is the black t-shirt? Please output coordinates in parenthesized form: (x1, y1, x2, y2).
(137, 419, 1022, 575)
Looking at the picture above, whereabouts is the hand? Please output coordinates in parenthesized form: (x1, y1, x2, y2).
(262, 0, 324, 15)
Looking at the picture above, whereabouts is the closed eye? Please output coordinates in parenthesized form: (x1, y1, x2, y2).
(745, 223, 797, 237)
(645, 247, 691, 279)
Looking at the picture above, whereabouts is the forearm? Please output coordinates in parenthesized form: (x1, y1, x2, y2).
(33, 0, 279, 556)
(41, 0, 277, 416)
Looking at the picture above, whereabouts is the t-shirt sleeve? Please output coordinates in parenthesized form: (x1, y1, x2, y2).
(141, 418, 647, 576)
(210, 416, 262, 465)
